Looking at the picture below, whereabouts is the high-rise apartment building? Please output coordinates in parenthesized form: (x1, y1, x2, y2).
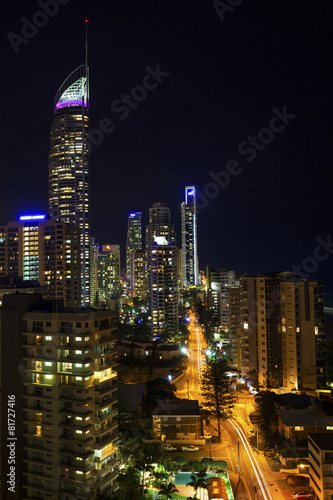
(97, 246, 120, 311)
(48, 63, 90, 306)
(89, 237, 99, 305)
(206, 267, 239, 330)
(0, 294, 119, 499)
(0, 216, 81, 307)
(130, 249, 147, 301)
(241, 272, 326, 390)
(181, 186, 198, 287)
(126, 213, 142, 288)
(228, 286, 243, 370)
(145, 202, 176, 248)
(90, 244, 120, 311)
(148, 237, 178, 338)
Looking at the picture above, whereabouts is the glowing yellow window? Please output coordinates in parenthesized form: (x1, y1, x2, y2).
(35, 425, 42, 436)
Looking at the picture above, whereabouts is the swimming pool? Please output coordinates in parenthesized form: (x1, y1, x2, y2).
(175, 472, 216, 485)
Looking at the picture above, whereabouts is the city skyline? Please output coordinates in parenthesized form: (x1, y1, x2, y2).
(1, 1, 332, 303)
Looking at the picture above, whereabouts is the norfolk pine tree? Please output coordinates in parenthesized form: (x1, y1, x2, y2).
(201, 357, 237, 441)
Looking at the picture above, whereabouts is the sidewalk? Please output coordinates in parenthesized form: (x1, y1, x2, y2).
(256, 453, 292, 500)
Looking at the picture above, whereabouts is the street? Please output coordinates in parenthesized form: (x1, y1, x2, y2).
(174, 314, 275, 500)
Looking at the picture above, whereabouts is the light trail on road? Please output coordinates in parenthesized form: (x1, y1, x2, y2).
(195, 325, 204, 381)
(228, 417, 274, 500)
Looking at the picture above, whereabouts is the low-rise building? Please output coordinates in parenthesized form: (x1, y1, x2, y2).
(152, 399, 201, 442)
(118, 338, 181, 361)
(277, 409, 333, 446)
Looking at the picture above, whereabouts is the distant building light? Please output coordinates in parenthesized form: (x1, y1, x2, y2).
(19, 215, 46, 221)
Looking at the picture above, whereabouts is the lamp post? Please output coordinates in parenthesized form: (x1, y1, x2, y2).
(257, 424, 259, 451)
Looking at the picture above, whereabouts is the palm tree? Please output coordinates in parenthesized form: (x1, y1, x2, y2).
(186, 470, 208, 498)
(158, 481, 179, 499)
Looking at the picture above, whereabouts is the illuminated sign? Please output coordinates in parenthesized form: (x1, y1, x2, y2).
(19, 215, 46, 221)
(187, 190, 194, 196)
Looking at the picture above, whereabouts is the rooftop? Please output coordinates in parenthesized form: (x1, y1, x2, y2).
(308, 433, 333, 450)
(277, 409, 333, 427)
(152, 399, 200, 417)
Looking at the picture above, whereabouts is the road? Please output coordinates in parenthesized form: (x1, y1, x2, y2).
(176, 312, 207, 400)
(174, 313, 275, 500)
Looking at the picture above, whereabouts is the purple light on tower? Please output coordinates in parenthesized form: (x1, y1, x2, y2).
(55, 99, 87, 111)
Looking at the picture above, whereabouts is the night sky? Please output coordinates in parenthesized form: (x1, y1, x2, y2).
(1, 1, 333, 304)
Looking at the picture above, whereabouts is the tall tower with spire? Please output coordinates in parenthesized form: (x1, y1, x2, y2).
(181, 185, 198, 287)
(48, 25, 90, 305)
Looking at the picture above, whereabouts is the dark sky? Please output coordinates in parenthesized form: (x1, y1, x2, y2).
(1, 1, 333, 303)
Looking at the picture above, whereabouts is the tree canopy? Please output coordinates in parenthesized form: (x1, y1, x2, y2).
(254, 390, 278, 449)
(201, 357, 237, 440)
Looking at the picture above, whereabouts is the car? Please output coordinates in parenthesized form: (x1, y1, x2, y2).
(162, 445, 177, 452)
(292, 492, 312, 499)
(201, 433, 212, 440)
(182, 445, 199, 452)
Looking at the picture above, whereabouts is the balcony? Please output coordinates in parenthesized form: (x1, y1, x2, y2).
(96, 469, 119, 488)
(94, 380, 117, 395)
(60, 447, 94, 459)
(95, 431, 119, 447)
(95, 395, 118, 410)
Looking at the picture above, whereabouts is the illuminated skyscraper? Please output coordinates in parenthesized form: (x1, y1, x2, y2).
(241, 272, 326, 390)
(181, 186, 198, 287)
(126, 212, 142, 288)
(0, 215, 81, 307)
(48, 60, 90, 306)
(131, 249, 147, 300)
(148, 236, 178, 338)
(145, 202, 176, 248)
